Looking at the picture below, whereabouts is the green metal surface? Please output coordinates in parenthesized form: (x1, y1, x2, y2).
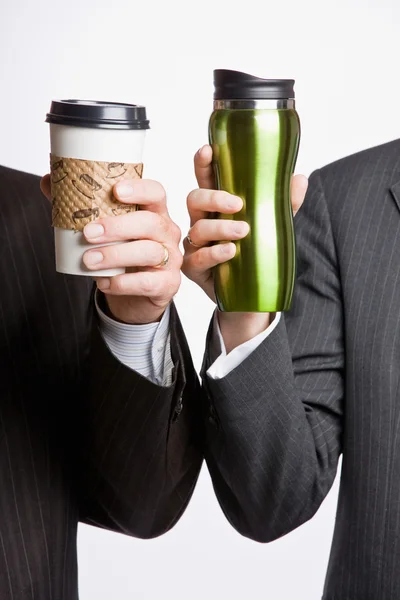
(209, 108, 300, 312)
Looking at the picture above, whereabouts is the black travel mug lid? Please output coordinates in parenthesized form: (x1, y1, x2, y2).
(46, 100, 150, 130)
(213, 69, 295, 100)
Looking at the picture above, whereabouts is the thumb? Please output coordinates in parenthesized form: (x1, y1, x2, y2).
(194, 145, 215, 189)
(40, 174, 52, 202)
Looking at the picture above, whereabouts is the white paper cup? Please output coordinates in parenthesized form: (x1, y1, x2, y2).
(46, 100, 149, 277)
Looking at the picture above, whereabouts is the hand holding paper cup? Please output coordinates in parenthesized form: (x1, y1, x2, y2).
(46, 100, 149, 276)
(43, 99, 182, 325)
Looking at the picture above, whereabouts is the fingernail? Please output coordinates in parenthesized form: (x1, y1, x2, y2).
(116, 181, 135, 199)
(197, 146, 204, 155)
(233, 222, 249, 236)
(220, 243, 235, 256)
(97, 278, 110, 290)
(84, 223, 105, 239)
(84, 251, 103, 266)
(227, 196, 243, 211)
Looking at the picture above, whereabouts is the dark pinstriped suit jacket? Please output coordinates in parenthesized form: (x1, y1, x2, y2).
(202, 138, 400, 599)
(0, 165, 202, 599)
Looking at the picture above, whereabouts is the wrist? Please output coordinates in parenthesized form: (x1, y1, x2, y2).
(99, 293, 164, 325)
(217, 311, 273, 354)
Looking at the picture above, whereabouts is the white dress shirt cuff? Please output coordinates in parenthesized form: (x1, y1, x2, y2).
(206, 311, 282, 380)
(95, 292, 174, 386)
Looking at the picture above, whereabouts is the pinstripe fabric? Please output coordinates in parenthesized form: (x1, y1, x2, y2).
(0, 165, 202, 599)
(207, 309, 282, 379)
(201, 138, 400, 599)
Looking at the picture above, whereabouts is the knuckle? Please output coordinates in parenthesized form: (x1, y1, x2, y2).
(211, 243, 227, 261)
(158, 215, 169, 236)
(163, 272, 181, 299)
(171, 222, 181, 243)
(210, 190, 220, 206)
(147, 244, 159, 265)
(188, 222, 198, 237)
(210, 190, 229, 209)
(149, 180, 167, 205)
(106, 244, 120, 264)
(191, 248, 206, 269)
(111, 275, 126, 294)
(222, 220, 234, 236)
(170, 272, 181, 295)
(194, 220, 206, 238)
(155, 276, 168, 297)
(165, 219, 181, 244)
(154, 244, 165, 264)
(110, 216, 125, 238)
(220, 191, 232, 206)
(146, 211, 161, 232)
(140, 273, 155, 295)
(175, 251, 184, 270)
(155, 180, 167, 201)
(186, 189, 198, 209)
(194, 219, 211, 242)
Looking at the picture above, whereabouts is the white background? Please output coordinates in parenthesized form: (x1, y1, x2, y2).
(1, 0, 400, 598)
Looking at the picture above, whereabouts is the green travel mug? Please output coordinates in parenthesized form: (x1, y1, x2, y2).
(209, 69, 300, 312)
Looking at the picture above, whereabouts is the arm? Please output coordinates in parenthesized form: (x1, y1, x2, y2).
(201, 170, 344, 542)
(80, 299, 203, 539)
(39, 173, 204, 539)
(206, 310, 281, 379)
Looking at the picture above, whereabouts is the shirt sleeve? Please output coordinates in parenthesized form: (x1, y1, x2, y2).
(95, 291, 174, 386)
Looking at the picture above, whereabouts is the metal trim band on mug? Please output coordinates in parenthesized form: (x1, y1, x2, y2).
(214, 99, 295, 110)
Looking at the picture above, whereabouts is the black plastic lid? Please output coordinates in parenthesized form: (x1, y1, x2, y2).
(46, 100, 150, 130)
(213, 69, 295, 100)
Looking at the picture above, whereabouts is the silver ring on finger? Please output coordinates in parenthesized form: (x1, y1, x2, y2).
(154, 244, 169, 268)
(186, 231, 203, 248)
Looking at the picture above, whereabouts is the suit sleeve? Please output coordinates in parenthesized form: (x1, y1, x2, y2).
(201, 170, 344, 543)
(79, 301, 203, 539)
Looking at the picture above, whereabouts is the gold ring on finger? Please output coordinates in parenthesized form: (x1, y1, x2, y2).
(186, 232, 203, 248)
(155, 244, 169, 268)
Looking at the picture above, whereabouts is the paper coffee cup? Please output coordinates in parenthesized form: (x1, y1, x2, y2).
(46, 100, 150, 276)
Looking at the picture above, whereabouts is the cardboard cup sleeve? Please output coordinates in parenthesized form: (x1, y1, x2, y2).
(49, 155, 144, 231)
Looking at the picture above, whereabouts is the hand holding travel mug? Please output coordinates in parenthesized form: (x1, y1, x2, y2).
(46, 100, 149, 276)
(209, 69, 301, 312)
